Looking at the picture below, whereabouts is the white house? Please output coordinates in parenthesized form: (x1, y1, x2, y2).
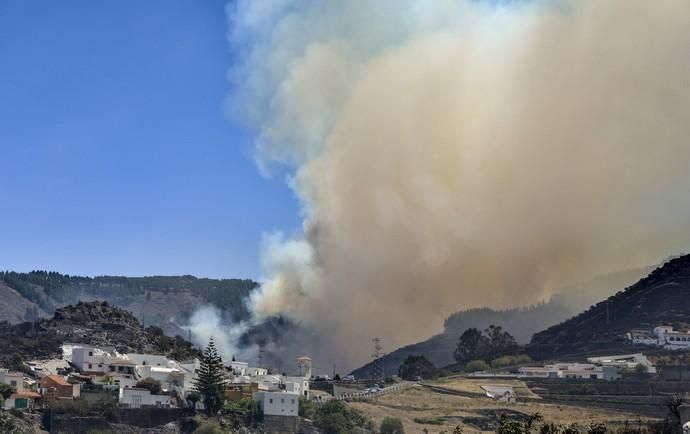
(72, 347, 115, 375)
(628, 326, 690, 350)
(178, 359, 199, 396)
(119, 387, 172, 408)
(283, 376, 310, 398)
(137, 365, 185, 392)
(227, 360, 249, 376)
(587, 353, 656, 373)
(0, 369, 26, 393)
(518, 363, 619, 381)
(517, 366, 561, 378)
(2, 391, 41, 410)
(253, 391, 299, 416)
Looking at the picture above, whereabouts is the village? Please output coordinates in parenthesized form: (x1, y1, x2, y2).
(1, 324, 690, 433)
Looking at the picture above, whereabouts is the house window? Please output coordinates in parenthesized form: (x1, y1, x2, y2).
(88, 351, 93, 356)
(10, 380, 16, 387)
(88, 364, 92, 369)
(281, 398, 284, 403)
(269, 399, 273, 404)
(291, 399, 295, 404)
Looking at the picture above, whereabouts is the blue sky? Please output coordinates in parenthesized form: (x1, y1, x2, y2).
(0, 0, 300, 279)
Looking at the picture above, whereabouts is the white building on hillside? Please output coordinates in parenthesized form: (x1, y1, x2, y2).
(628, 326, 690, 350)
(0, 369, 26, 392)
(587, 353, 656, 373)
(518, 363, 619, 381)
(253, 391, 299, 416)
(72, 347, 117, 375)
(126, 353, 176, 368)
(284, 376, 310, 398)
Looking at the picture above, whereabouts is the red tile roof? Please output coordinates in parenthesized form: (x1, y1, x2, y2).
(42, 375, 69, 386)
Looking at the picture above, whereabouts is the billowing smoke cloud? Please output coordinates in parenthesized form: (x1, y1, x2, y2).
(226, 0, 690, 370)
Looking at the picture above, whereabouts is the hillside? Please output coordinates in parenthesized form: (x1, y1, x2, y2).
(0, 301, 198, 367)
(529, 254, 690, 359)
(0, 281, 49, 324)
(0, 271, 258, 336)
(351, 265, 651, 378)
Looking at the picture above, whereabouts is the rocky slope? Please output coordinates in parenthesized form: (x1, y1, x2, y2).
(528, 254, 690, 359)
(0, 301, 198, 367)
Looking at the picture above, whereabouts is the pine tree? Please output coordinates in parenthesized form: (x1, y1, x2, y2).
(193, 337, 226, 414)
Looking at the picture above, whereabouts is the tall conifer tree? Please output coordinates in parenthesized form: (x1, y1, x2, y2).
(194, 337, 225, 414)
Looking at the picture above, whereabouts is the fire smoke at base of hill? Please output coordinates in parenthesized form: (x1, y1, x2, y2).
(212, 0, 690, 371)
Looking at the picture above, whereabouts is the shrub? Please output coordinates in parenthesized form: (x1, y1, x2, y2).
(464, 360, 489, 372)
(299, 396, 315, 418)
(313, 400, 374, 434)
(491, 354, 532, 368)
(413, 416, 445, 425)
(380, 417, 406, 434)
(193, 420, 224, 434)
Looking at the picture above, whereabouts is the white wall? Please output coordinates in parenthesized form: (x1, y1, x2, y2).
(126, 354, 174, 368)
(254, 391, 299, 417)
(119, 388, 172, 408)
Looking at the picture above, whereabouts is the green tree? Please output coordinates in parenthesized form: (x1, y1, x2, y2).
(454, 328, 488, 362)
(484, 325, 518, 360)
(186, 391, 201, 412)
(398, 355, 437, 380)
(464, 360, 489, 372)
(194, 337, 225, 415)
(313, 400, 373, 434)
(380, 417, 405, 434)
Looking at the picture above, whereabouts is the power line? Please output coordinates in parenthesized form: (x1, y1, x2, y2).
(371, 337, 385, 384)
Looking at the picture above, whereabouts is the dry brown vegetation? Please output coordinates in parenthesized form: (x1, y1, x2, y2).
(348, 378, 655, 434)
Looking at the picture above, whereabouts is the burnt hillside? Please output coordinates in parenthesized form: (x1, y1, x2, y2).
(529, 254, 690, 359)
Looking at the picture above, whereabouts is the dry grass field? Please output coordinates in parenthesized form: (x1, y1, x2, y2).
(348, 377, 656, 434)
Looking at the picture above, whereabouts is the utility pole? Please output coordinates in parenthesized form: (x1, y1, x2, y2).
(333, 362, 336, 380)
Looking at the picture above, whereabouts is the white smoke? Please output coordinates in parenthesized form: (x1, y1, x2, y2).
(225, 0, 690, 370)
(186, 305, 255, 362)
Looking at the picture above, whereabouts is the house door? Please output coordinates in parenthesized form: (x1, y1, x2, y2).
(131, 395, 142, 409)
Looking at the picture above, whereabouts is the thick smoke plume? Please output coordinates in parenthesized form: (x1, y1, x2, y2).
(226, 0, 690, 370)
